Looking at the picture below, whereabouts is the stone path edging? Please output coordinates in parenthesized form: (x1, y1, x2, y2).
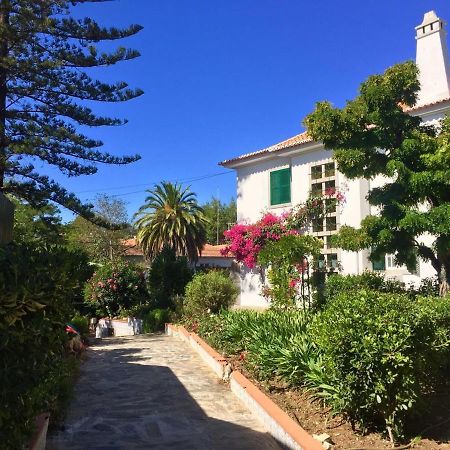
(165, 323, 322, 450)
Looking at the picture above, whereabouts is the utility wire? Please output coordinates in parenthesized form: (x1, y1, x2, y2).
(75, 171, 233, 196)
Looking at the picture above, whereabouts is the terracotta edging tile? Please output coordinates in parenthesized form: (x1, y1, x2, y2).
(165, 323, 321, 450)
(230, 371, 322, 450)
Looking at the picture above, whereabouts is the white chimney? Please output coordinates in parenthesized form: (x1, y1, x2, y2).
(415, 11, 450, 106)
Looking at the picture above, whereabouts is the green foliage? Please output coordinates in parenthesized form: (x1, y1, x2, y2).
(315, 272, 440, 309)
(189, 309, 322, 388)
(311, 291, 450, 437)
(66, 195, 132, 262)
(202, 197, 237, 244)
(69, 315, 89, 337)
(134, 182, 208, 262)
(0, 1, 143, 219)
(147, 246, 193, 309)
(257, 234, 321, 308)
(191, 290, 450, 441)
(84, 260, 148, 317)
(319, 272, 405, 307)
(0, 243, 87, 448)
(183, 271, 238, 316)
(142, 309, 171, 333)
(305, 61, 450, 295)
(11, 197, 65, 247)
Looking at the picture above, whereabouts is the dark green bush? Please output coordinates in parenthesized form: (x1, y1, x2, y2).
(314, 271, 406, 309)
(0, 243, 88, 448)
(310, 290, 450, 438)
(142, 308, 170, 332)
(147, 246, 193, 309)
(183, 270, 238, 316)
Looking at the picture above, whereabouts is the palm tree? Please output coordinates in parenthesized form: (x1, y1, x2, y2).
(134, 182, 208, 262)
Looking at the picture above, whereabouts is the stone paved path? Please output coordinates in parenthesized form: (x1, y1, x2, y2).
(47, 334, 281, 450)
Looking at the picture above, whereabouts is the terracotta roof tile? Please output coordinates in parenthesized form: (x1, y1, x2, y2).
(122, 239, 231, 259)
(220, 131, 312, 166)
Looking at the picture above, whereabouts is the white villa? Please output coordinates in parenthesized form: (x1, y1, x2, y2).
(220, 11, 450, 308)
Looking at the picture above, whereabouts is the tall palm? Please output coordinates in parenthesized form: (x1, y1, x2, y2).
(134, 182, 208, 262)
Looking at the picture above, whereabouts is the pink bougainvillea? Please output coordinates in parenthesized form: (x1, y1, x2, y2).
(222, 190, 345, 268)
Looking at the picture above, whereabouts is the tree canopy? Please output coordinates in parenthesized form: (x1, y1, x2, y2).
(66, 194, 131, 261)
(134, 182, 208, 263)
(305, 61, 450, 295)
(202, 197, 236, 244)
(0, 0, 143, 221)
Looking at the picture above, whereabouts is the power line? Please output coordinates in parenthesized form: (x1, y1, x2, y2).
(75, 170, 233, 195)
(75, 171, 233, 196)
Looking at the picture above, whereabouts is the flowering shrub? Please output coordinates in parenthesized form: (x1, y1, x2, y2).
(84, 260, 148, 317)
(258, 235, 322, 308)
(222, 190, 344, 268)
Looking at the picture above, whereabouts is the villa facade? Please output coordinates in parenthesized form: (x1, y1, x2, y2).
(220, 11, 450, 308)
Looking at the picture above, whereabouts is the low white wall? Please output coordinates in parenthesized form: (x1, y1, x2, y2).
(97, 318, 142, 337)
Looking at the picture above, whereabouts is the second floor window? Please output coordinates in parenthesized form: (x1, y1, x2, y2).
(270, 167, 291, 206)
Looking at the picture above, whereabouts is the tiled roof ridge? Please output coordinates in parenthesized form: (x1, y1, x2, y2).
(220, 97, 450, 166)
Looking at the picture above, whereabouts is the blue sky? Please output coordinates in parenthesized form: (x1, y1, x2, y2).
(55, 0, 450, 221)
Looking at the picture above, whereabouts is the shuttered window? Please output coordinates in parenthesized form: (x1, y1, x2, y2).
(372, 255, 386, 271)
(270, 168, 291, 206)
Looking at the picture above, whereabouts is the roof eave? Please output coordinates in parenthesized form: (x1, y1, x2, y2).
(219, 140, 323, 169)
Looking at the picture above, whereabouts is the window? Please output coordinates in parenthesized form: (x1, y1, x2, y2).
(312, 219, 323, 233)
(325, 217, 337, 231)
(386, 254, 396, 269)
(372, 254, 386, 271)
(325, 198, 337, 213)
(324, 162, 335, 178)
(311, 165, 322, 180)
(270, 168, 291, 206)
(311, 183, 322, 196)
(324, 180, 335, 192)
(327, 253, 338, 270)
(317, 254, 326, 269)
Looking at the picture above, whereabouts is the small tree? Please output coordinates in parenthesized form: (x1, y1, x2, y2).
(202, 197, 236, 244)
(66, 194, 131, 262)
(305, 62, 450, 296)
(0, 1, 143, 220)
(147, 246, 192, 309)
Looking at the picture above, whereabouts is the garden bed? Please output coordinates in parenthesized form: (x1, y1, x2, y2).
(183, 316, 450, 450)
(234, 356, 450, 449)
(219, 351, 450, 449)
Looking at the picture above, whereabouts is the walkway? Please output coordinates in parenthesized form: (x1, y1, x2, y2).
(47, 334, 281, 450)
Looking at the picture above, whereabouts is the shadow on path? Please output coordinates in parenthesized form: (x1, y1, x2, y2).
(47, 335, 281, 450)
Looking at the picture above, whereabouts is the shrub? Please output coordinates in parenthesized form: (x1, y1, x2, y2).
(315, 271, 406, 309)
(84, 260, 148, 317)
(191, 309, 320, 387)
(147, 246, 193, 309)
(183, 270, 238, 316)
(142, 309, 170, 332)
(310, 290, 450, 439)
(0, 243, 88, 448)
(69, 315, 89, 337)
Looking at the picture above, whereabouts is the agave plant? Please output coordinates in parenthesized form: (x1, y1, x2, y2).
(134, 182, 208, 262)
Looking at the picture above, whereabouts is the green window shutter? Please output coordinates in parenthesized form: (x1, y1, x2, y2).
(372, 255, 386, 271)
(270, 168, 291, 205)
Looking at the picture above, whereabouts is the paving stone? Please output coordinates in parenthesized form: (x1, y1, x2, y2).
(47, 334, 281, 450)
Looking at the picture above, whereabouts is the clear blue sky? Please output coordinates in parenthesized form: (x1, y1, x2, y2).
(55, 0, 450, 221)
